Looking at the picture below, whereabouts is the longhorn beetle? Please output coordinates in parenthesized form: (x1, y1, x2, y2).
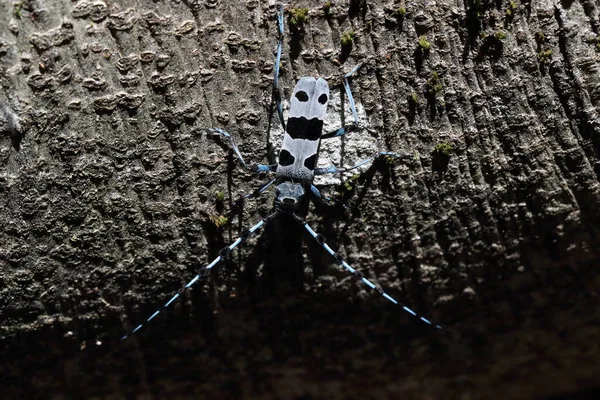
(120, 6, 441, 340)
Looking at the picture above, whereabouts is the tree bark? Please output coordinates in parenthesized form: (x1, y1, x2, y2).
(1, 0, 599, 399)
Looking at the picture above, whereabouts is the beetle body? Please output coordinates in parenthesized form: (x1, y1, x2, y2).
(274, 77, 329, 212)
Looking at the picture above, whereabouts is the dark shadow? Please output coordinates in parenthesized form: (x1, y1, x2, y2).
(464, 0, 484, 62)
(348, 0, 367, 20)
(305, 158, 443, 332)
(226, 149, 234, 206)
(384, 14, 404, 31)
(396, 15, 405, 31)
(522, 0, 532, 17)
(425, 91, 437, 121)
(560, 0, 575, 9)
(158, 115, 182, 132)
(385, 173, 444, 326)
(413, 47, 427, 74)
(431, 149, 451, 173)
(93, 108, 115, 116)
(322, 156, 402, 236)
(302, 168, 383, 286)
(288, 29, 303, 63)
(10, 129, 23, 151)
(408, 97, 417, 125)
(461, 36, 472, 64)
(343, 163, 377, 221)
(340, 42, 353, 64)
(476, 35, 504, 62)
(242, 213, 307, 303)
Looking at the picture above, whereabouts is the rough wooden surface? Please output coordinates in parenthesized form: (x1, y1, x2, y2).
(1, 0, 599, 399)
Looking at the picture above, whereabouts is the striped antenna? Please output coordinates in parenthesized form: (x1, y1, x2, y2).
(342, 64, 361, 125)
(273, 5, 285, 129)
(298, 217, 441, 329)
(207, 128, 277, 173)
(314, 151, 407, 175)
(121, 214, 276, 340)
(320, 64, 362, 139)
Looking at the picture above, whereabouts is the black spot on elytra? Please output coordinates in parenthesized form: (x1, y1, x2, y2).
(318, 93, 328, 104)
(303, 154, 317, 170)
(279, 149, 295, 166)
(295, 91, 309, 102)
(286, 117, 323, 141)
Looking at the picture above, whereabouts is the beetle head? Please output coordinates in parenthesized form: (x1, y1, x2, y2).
(275, 181, 306, 212)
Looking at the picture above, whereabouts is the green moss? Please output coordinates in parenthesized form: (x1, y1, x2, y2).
(396, 7, 406, 17)
(473, 3, 482, 17)
(434, 142, 453, 157)
(14, 1, 25, 19)
(495, 30, 507, 40)
(535, 31, 545, 43)
(343, 173, 361, 191)
(289, 7, 309, 28)
(341, 30, 355, 47)
(211, 214, 228, 228)
(586, 35, 600, 53)
(538, 49, 552, 63)
(215, 190, 225, 202)
(427, 71, 443, 93)
(506, 0, 517, 17)
(418, 36, 431, 51)
(409, 91, 419, 104)
(278, 61, 286, 74)
(384, 154, 399, 165)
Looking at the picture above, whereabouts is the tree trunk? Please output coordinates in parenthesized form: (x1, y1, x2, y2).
(1, 0, 599, 399)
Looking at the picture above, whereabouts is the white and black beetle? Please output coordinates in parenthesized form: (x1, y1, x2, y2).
(120, 6, 440, 340)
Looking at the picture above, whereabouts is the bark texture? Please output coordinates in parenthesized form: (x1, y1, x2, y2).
(1, 0, 599, 399)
